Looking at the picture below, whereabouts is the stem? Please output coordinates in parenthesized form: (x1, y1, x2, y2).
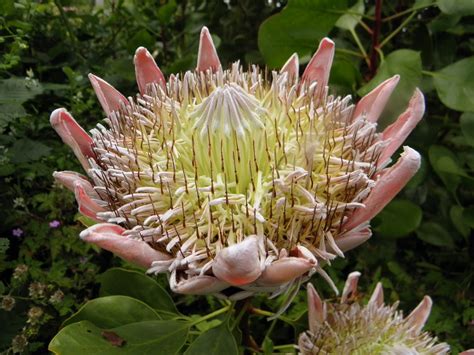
(422, 70, 438, 77)
(273, 344, 297, 351)
(350, 29, 370, 66)
(231, 299, 250, 330)
(379, 10, 417, 48)
(248, 307, 293, 324)
(359, 20, 373, 35)
(335, 48, 364, 58)
(382, 3, 435, 22)
(369, 0, 383, 78)
(189, 304, 231, 326)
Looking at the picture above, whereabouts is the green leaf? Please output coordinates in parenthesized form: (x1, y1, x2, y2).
(184, 322, 238, 355)
(437, 0, 474, 16)
(8, 138, 52, 164)
(335, 0, 364, 31)
(98, 268, 178, 316)
(433, 57, 474, 112)
(462, 206, 474, 228)
(0, 77, 43, 105)
(416, 222, 455, 248)
(258, 0, 348, 68)
(358, 50, 422, 126)
(49, 320, 189, 355)
(428, 145, 463, 192)
(63, 296, 161, 328)
(0, 238, 9, 255)
(460, 112, 474, 147)
(450, 205, 470, 238)
(157, 0, 177, 25)
(373, 199, 422, 238)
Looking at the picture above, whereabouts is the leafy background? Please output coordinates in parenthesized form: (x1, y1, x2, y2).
(0, 0, 473, 353)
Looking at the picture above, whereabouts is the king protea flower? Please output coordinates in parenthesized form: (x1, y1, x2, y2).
(298, 272, 450, 354)
(50, 27, 424, 298)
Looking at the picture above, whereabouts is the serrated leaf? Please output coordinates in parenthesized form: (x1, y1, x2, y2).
(433, 57, 474, 112)
(0, 77, 43, 105)
(258, 0, 348, 68)
(98, 268, 178, 316)
(49, 320, 189, 355)
(62, 295, 161, 328)
(8, 138, 51, 164)
(358, 50, 422, 126)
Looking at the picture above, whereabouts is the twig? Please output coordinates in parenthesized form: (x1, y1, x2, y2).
(369, 0, 383, 78)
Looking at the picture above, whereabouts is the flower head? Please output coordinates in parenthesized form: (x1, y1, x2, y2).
(51, 27, 423, 298)
(49, 220, 61, 228)
(299, 272, 450, 354)
(12, 228, 24, 237)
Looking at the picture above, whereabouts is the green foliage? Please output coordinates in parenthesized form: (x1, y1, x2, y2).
(258, 0, 348, 67)
(0, 0, 473, 353)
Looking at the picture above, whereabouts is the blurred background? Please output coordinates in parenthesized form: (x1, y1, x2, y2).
(0, 0, 472, 353)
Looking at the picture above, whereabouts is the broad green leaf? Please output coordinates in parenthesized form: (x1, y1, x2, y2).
(258, 0, 348, 68)
(0, 77, 43, 104)
(416, 222, 455, 248)
(8, 138, 52, 164)
(373, 199, 422, 238)
(450, 206, 470, 238)
(184, 322, 238, 355)
(358, 50, 422, 126)
(437, 0, 474, 16)
(63, 296, 161, 328)
(433, 57, 474, 112)
(428, 145, 462, 192)
(49, 320, 189, 355)
(335, 0, 364, 31)
(98, 268, 178, 315)
(462, 206, 474, 228)
(460, 112, 474, 147)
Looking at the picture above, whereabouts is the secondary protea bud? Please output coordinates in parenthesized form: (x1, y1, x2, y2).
(51, 27, 423, 298)
(298, 272, 450, 354)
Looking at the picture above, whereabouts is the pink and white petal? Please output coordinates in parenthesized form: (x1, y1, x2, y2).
(50, 108, 94, 171)
(368, 282, 384, 307)
(280, 53, 299, 82)
(307, 283, 326, 332)
(134, 47, 166, 95)
(80, 223, 171, 268)
(196, 26, 221, 72)
(379, 88, 425, 165)
(405, 296, 432, 335)
(212, 236, 263, 286)
(352, 75, 400, 123)
(334, 227, 372, 252)
(340, 271, 361, 304)
(171, 274, 228, 295)
(301, 38, 335, 88)
(88, 74, 128, 115)
(256, 257, 315, 286)
(74, 182, 105, 221)
(343, 147, 421, 232)
(53, 171, 96, 196)
(460, 350, 474, 355)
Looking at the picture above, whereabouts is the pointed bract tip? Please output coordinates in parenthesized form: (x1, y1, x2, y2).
(368, 282, 384, 307)
(341, 271, 361, 303)
(280, 53, 299, 80)
(133, 46, 166, 94)
(49, 108, 68, 125)
(301, 36, 335, 88)
(88, 73, 127, 115)
(197, 26, 221, 72)
(406, 295, 433, 334)
(307, 283, 325, 328)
